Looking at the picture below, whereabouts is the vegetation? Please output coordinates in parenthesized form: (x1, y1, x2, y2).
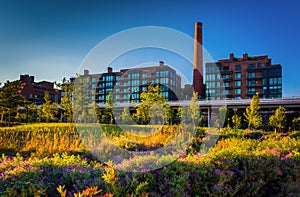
(56, 78, 73, 123)
(244, 93, 262, 130)
(132, 85, 173, 125)
(0, 123, 299, 196)
(269, 105, 287, 133)
(38, 92, 59, 122)
(0, 80, 24, 126)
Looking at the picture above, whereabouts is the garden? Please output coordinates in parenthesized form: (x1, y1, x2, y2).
(0, 123, 299, 197)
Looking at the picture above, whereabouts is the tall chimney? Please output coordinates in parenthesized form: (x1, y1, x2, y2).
(193, 22, 205, 97)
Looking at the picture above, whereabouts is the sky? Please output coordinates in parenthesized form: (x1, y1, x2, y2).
(0, 0, 299, 97)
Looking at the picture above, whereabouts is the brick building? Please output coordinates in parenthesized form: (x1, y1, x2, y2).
(20, 74, 61, 104)
(74, 61, 182, 104)
(205, 53, 282, 100)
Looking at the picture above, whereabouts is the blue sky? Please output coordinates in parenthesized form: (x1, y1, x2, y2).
(0, 0, 299, 97)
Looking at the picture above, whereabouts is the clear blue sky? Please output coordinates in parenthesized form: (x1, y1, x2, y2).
(0, 0, 299, 97)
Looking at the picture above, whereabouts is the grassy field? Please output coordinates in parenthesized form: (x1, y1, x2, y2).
(0, 123, 299, 196)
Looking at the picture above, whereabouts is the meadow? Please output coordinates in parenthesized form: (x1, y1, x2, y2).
(0, 123, 299, 196)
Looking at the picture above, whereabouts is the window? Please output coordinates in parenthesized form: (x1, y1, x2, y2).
(106, 75, 114, 81)
(235, 65, 241, 71)
(106, 82, 113, 87)
(234, 72, 241, 79)
(234, 88, 241, 94)
(247, 80, 256, 86)
(225, 90, 230, 95)
(224, 82, 230, 87)
(131, 73, 139, 79)
(248, 72, 256, 78)
(234, 81, 241, 86)
(248, 88, 256, 93)
(92, 84, 96, 89)
(248, 64, 256, 69)
(160, 71, 168, 77)
(142, 73, 147, 78)
(206, 74, 215, 81)
(92, 78, 97, 83)
(161, 92, 169, 98)
(160, 78, 169, 84)
(222, 74, 230, 80)
(234, 96, 241, 100)
(132, 80, 139, 86)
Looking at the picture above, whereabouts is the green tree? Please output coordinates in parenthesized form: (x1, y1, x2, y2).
(102, 92, 113, 124)
(232, 114, 241, 131)
(243, 93, 262, 130)
(56, 78, 73, 122)
(133, 84, 173, 125)
(16, 102, 38, 124)
(0, 80, 25, 126)
(38, 92, 59, 122)
(72, 75, 91, 123)
(269, 105, 286, 133)
(178, 92, 202, 126)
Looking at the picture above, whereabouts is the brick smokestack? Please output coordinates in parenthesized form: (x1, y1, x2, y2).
(193, 22, 205, 97)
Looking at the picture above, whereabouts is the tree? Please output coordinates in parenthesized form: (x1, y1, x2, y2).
(0, 80, 25, 126)
(243, 93, 262, 130)
(178, 92, 202, 126)
(269, 105, 286, 133)
(72, 75, 91, 123)
(232, 114, 241, 131)
(102, 92, 114, 124)
(56, 78, 73, 122)
(16, 102, 38, 124)
(133, 84, 173, 125)
(38, 92, 59, 122)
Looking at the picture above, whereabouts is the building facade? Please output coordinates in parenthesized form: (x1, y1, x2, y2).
(19, 74, 61, 104)
(77, 61, 182, 104)
(205, 53, 282, 100)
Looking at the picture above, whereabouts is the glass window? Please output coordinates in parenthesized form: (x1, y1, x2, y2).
(160, 71, 168, 77)
(234, 88, 241, 94)
(248, 64, 256, 69)
(234, 96, 241, 100)
(248, 80, 256, 86)
(234, 81, 241, 86)
(142, 73, 147, 78)
(160, 78, 169, 84)
(248, 72, 256, 78)
(234, 72, 241, 79)
(248, 88, 256, 93)
(224, 82, 230, 87)
(92, 78, 97, 83)
(131, 73, 139, 79)
(235, 65, 241, 71)
(132, 80, 139, 86)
